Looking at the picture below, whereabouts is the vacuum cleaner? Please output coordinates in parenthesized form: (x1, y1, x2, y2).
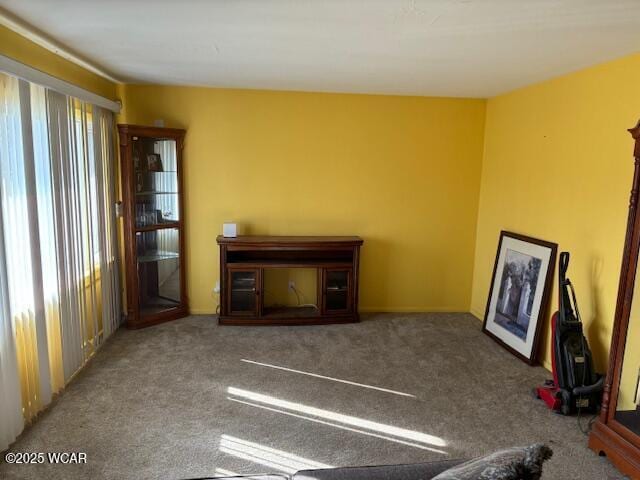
(535, 252, 604, 415)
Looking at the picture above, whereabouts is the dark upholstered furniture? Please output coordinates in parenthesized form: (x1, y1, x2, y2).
(184, 460, 466, 480)
(185, 444, 554, 480)
(294, 460, 466, 480)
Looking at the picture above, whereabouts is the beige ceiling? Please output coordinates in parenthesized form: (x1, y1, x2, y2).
(2, 0, 640, 97)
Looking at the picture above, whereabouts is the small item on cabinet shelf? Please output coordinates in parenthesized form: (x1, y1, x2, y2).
(146, 153, 163, 172)
(223, 223, 237, 238)
(135, 205, 159, 227)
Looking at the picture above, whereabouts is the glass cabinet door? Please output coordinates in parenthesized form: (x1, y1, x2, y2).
(132, 136, 182, 316)
(136, 228, 181, 315)
(229, 269, 260, 315)
(132, 137, 179, 229)
(614, 258, 640, 436)
(323, 269, 351, 313)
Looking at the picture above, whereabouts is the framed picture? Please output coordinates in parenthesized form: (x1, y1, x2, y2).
(146, 153, 163, 172)
(482, 231, 557, 365)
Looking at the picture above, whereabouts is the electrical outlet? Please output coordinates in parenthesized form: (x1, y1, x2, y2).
(213, 281, 220, 294)
(288, 280, 295, 291)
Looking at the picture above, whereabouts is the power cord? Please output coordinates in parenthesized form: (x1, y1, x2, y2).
(213, 289, 220, 315)
(578, 410, 598, 436)
(290, 284, 318, 310)
(215, 281, 320, 312)
(576, 331, 598, 436)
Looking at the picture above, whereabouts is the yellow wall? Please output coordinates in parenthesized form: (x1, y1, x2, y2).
(0, 25, 117, 100)
(263, 268, 318, 308)
(120, 85, 486, 314)
(470, 53, 640, 371)
(8, 20, 640, 380)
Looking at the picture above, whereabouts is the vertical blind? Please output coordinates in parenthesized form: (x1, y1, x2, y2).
(0, 72, 120, 451)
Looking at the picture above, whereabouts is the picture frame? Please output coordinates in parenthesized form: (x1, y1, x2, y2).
(482, 231, 557, 365)
(146, 153, 163, 172)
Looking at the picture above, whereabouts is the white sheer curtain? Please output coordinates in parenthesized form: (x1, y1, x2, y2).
(0, 72, 120, 450)
(0, 73, 25, 452)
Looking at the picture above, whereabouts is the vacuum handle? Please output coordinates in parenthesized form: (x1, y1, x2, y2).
(559, 252, 570, 280)
(558, 251, 575, 321)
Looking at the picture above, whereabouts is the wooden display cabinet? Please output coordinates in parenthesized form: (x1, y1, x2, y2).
(118, 124, 188, 328)
(589, 120, 640, 477)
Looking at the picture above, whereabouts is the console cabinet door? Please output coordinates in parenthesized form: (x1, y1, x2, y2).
(228, 268, 261, 316)
(322, 268, 352, 315)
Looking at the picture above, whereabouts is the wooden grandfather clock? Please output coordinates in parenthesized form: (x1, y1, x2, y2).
(118, 124, 189, 328)
(589, 120, 640, 476)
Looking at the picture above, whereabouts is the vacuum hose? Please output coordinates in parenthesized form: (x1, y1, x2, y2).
(573, 376, 604, 396)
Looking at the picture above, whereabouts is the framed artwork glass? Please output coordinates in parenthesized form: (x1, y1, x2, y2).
(482, 231, 557, 364)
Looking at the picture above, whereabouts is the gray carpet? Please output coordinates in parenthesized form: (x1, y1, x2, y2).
(0, 313, 625, 479)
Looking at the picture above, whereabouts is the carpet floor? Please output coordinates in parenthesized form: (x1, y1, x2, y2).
(0, 313, 625, 479)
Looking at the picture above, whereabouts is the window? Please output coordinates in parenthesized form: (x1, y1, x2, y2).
(0, 72, 120, 425)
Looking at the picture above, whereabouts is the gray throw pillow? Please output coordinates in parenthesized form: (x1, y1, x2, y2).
(432, 443, 553, 480)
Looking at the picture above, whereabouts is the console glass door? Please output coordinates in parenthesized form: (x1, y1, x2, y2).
(323, 269, 351, 313)
(229, 269, 259, 315)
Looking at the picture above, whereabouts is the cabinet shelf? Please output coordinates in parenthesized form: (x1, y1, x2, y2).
(137, 250, 180, 263)
(226, 260, 353, 268)
(262, 306, 319, 318)
(135, 191, 178, 196)
(135, 222, 180, 232)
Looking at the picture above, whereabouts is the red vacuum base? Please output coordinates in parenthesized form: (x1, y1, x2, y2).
(535, 312, 562, 412)
(536, 384, 561, 411)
